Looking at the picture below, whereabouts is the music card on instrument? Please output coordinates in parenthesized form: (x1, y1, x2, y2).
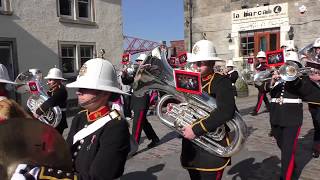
(266, 50, 285, 67)
(122, 53, 130, 65)
(178, 52, 188, 65)
(28, 81, 40, 94)
(174, 69, 202, 95)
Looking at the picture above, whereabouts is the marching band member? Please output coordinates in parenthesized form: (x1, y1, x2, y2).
(306, 38, 320, 157)
(224, 60, 239, 98)
(251, 50, 270, 116)
(313, 37, 320, 61)
(121, 53, 160, 150)
(269, 51, 320, 180)
(34, 67, 68, 134)
(11, 58, 130, 180)
(181, 40, 236, 180)
(0, 64, 31, 121)
(66, 58, 130, 179)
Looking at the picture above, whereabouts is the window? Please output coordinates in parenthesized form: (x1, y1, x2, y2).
(240, 32, 254, 57)
(61, 45, 76, 74)
(58, 0, 94, 22)
(59, 42, 95, 76)
(0, 0, 13, 15)
(80, 45, 93, 66)
(239, 28, 280, 57)
(59, 0, 72, 16)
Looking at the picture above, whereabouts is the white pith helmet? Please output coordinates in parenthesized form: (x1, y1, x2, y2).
(313, 38, 320, 48)
(225, 60, 235, 67)
(256, 51, 266, 58)
(285, 44, 296, 51)
(284, 51, 302, 66)
(136, 53, 147, 62)
(44, 67, 66, 80)
(66, 58, 127, 95)
(0, 64, 16, 84)
(186, 52, 194, 62)
(189, 40, 222, 62)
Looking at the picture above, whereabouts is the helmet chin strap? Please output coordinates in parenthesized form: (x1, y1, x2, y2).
(79, 93, 104, 107)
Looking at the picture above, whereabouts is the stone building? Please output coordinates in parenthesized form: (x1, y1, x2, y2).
(184, 0, 320, 70)
(0, 0, 123, 101)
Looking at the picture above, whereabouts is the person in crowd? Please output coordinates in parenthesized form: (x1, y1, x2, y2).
(269, 51, 320, 180)
(0, 64, 31, 121)
(34, 67, 68, 134)
(11, 58, 130, 180)
(181, 39, 236, 180)
(306, 37, 320, 158)
(251, 50, 270, 116)
(224, 60, 239, 98)
(121, 53, 160, 150)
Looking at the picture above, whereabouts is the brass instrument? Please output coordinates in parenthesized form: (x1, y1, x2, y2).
(15, 69, 62, 127)
(278, 61, 311, 81)
(0, 118, 72, 180)
(253, 70, 272, 86)
(132, 47, 247, 157)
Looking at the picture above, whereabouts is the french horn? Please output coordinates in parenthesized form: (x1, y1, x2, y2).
(132, 47, 247, 157)
(15, 69, 62, 127)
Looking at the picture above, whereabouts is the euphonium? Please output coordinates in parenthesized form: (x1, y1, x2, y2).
(278, 61, 311, 81)
(15, 69, 62, 127)
(132, 47, 247, 157)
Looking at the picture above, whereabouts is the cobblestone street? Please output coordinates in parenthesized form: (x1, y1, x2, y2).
(120, 89, 320, 180)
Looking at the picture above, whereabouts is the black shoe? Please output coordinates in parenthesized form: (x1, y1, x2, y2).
(250, 111, 258, 116)
(147, 138, 160, 148)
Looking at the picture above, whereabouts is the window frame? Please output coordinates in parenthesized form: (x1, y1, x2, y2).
(0, 0, 13, 15)
(57, 0, 95, 24)
(58, 41, 96, 77)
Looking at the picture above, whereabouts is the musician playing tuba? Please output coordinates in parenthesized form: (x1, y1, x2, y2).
(181, 40, 236, 180)
(33, 67, 68, 134)
(0, 64, 31, 121)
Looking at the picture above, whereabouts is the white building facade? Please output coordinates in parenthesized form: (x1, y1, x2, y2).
(0, 0, 123, 101)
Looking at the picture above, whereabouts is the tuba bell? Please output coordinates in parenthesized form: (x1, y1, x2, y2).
(0, 118, 72, 180)
(132, 47, 247, 157)
(15, 69, 62, 127)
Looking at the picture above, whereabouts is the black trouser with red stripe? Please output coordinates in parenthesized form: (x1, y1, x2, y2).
(308, 104, 320, 142)
(131, 94, 159, 144)
(253, 90, 270, 113)
(187, 169, 224, 180)
(272, 125, 300, 180)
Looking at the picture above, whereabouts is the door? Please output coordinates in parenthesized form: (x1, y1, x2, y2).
(254, 29, 280, 56)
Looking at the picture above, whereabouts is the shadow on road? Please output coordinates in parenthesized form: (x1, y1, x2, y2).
(121, 164, 165, 180)
(227, 156, 281, 180)
(295, 129, 314, 178)
(134, 131, 179, 156)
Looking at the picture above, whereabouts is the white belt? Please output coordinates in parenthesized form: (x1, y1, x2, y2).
(271, 98, 302, 104)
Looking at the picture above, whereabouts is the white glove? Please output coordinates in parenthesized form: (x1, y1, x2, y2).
(11, 164, 40, 180)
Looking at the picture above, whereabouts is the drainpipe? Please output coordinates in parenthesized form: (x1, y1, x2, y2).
(189, 0, 193, 51)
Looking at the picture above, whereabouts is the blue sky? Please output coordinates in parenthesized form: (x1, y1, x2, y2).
(122, 0, 184, 43)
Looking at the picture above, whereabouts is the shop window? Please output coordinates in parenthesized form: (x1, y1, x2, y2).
(58, 0, 94, 23)
(59, 42, 95, 76)
(240, 32, 254, 57)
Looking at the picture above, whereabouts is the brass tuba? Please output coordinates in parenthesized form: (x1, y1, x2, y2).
(132, 47, 247, 157)
(0, 118, 72, 180)
(15, 69, 62, 127)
